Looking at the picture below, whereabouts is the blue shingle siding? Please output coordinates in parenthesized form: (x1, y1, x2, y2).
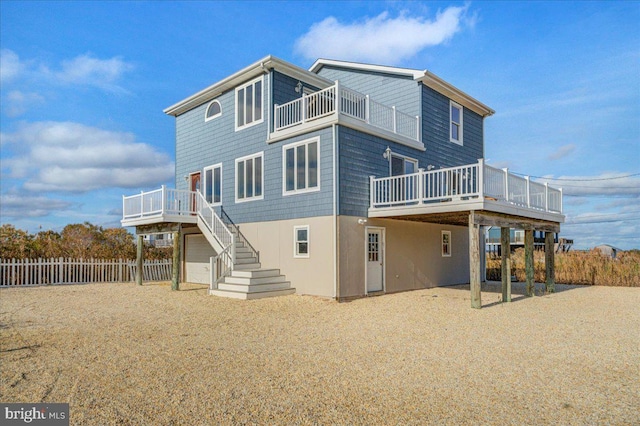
(316, 66, 421, 118)
(338, 126, 428, 217)
(272, 71, 321, 132)
(421, 85, 484, 167)
(175, 71, 334, 224)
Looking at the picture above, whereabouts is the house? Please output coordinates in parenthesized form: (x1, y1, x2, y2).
(594, 244, 621, 259)
(122, 55, 564, 308)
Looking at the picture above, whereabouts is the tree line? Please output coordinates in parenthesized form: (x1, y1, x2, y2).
(0, 223, 171, 260)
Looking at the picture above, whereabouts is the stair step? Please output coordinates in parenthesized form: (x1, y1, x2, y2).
(217, 281, 292, 293)
(224, 275, 287, 285)
(235, 257, 259, 265)
(209, 288, 296, 300)
(233, 262, 261, 270)
(231, 268, 281, 278)
(235, 251, 256, 260)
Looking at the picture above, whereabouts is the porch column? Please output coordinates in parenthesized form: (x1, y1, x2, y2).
(525, 229, 534, 296)
(545, 232, 555, 293)
(501, 227, 512, 302)
(469, 212, 482, 309)
(171, 231, 180, 291)
(136, 234, 144, 286)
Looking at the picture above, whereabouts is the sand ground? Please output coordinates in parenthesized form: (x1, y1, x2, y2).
(1, 281, 638, 425)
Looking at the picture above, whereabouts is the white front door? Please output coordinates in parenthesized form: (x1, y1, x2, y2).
(366, 228, 384, 293)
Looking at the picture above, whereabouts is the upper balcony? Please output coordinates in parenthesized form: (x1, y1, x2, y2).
(369, 159, 564, 224)
(271, 82, 422, 149)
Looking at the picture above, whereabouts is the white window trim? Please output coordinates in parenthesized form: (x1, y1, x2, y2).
(293, 225, 310, 258)
(203, 163, 222, 206)
(441, 230, 452, 257)
(389, 153, 419, 176)
(282, 137, 321, 196)
(205, 100, 222, 122)
(235, 76, 264, 131)
(235, 152, 264, 203)
(450, 100, 463, 146)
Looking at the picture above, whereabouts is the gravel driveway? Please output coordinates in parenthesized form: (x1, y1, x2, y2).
(1, 282, 638, 425)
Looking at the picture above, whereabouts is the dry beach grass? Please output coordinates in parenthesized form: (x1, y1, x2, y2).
(1, 281, 638, 425)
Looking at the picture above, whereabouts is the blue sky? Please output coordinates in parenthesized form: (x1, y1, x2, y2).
(1, 1, 638, 249)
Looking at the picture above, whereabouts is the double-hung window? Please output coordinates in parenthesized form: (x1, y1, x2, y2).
(283, 137, 319, 195)
(236, 76, 263, 130)
(235, 152, 263, 202)
(450, 101, 463, 145)
(294, 225, 309, 258)
(204, 163, 222, 205)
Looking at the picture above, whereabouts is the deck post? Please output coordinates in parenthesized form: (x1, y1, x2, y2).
(501, 227, 512, 302)
(545, 232, 555, 293)
(365, 95, 370, 124)
(503, 168, 509, 202)
(477, 158, 484, 198)
(171, 231, 180, 291)
(525, 229, 534, 296)
(136, 234, 143, 286)
(469, 212, 481, 309)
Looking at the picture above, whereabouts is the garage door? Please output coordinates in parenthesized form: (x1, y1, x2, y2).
(184, 234, 216, 284)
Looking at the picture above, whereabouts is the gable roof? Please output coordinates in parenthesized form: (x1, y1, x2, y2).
(164, 55, 332, 116)
(310, 58, 495, 117)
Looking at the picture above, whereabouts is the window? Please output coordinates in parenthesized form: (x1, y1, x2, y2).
(236, 76, 263, 130)
(204, 163, 222, 205)
(450, 101, 463, 145)
(235, 152, 263, 202)
(294, 225, 309, 258)
(390, 154, 418, 176)
(442, 231, 451, 257)
(205, 100, 222, 121)
(283, 137, 319, 195)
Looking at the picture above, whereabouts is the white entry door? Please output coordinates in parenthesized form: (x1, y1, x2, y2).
(366, 228, 384, 293)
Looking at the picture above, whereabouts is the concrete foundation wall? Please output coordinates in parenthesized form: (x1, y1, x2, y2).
(338, 216, 470, 299)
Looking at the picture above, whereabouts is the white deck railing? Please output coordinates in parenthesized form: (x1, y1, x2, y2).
(274, 81, 420, 142)
(123, 186, 196, 220)
(370, 159, 563, 214)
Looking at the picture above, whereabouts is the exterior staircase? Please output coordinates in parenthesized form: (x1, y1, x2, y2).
(209, 229, 295, 300)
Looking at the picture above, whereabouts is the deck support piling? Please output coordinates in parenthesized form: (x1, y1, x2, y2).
(501, 227, 511, 302)
(171, 231, 180, 291)
(525, 229, 534, 296)
(469, 212, 482, 309)
(545, 232, 555, 293)
(136, 235, 143, 286)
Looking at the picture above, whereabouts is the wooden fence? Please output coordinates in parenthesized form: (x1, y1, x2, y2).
(0, 258, 172, 287)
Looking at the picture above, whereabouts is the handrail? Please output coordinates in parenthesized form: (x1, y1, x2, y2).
(210, 244, 233, 290)
(195, 191, 235, 251)
(220, 206, 260, 264)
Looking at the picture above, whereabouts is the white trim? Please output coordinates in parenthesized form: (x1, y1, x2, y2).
(441, 230, 452, 257)
(450, 100, 463, 146)
(364, 226, 385, 295)
(310, 58, 424, 79)
(293, 225, 310, 258)
(234, 151, 264, 203)
(204, 100, 222, 121)
(282, 137, 321, 196)
(203, 163, 222, 206)
(420, 71, 495, 117)
(235, 75, 265, 131)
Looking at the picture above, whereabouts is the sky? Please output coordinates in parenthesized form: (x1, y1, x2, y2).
(1, 1, 638, 250)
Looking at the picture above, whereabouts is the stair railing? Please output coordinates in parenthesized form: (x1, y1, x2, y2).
(195, 191, 235, 262)
(210, 245, 233, 290)
(220, 206, 260, 264)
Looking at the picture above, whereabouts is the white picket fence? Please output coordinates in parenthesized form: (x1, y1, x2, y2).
(0, 258, 172, 287)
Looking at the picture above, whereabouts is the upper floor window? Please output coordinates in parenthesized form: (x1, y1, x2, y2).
(283, 137, 319, 195)
(450, 101, 463, 145)
(204, 163, 222, 205)
(205, 100, 222, 121)
(236, 76, 263, 131)
(235, 152, 263, 203)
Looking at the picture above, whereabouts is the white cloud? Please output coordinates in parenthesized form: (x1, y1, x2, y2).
(294, 6, 470, 64)
(0, 193, 73, 218)
(547, 143, 576, 161)
(3, 90, 45, 117)
(0, 49, 25, 82)
(2, 121, 175, 193)
(52, 54, 134, 92)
